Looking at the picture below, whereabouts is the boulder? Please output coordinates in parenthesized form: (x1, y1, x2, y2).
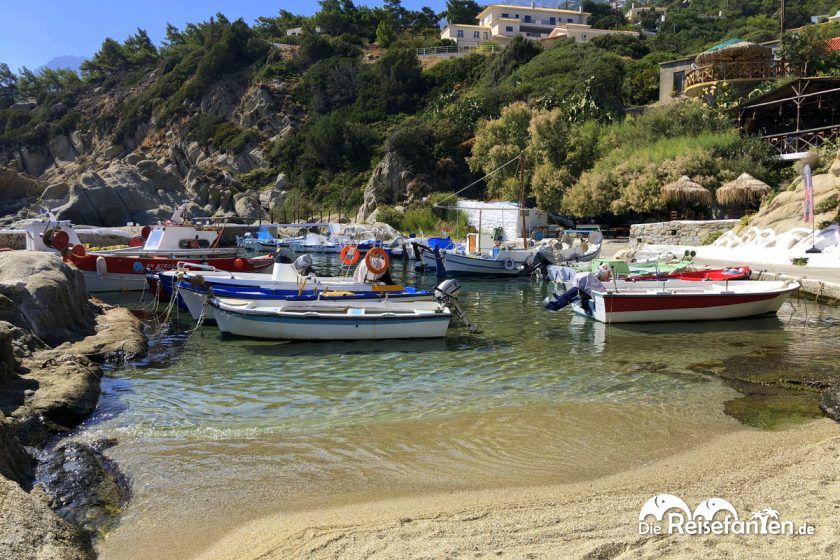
(0, 168, 45, 203)
(0, 322, 16, 384)
(40, 182, 69, 201)
(0, 412, 32, 487)
(10, 99, 37, 111)
(830, 157, 840, 178)
(18, 147, 52, 177)
(274, 172, 288, 189)
(356, 151, 413, 222)
(820, 385, 840, 422)
(0, 252, 96, 346)
(235, 84, 290, 135)
(0, 476, 94, 560)
(101, 144, 125, 161)
(200, 78, 246, 119)
(48, 135, 77, 165)
(235, 195, 263, 221)
(35, 440, 128, 535)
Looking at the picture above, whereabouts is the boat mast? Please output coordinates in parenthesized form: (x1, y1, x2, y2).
(518, 153, 527, 249)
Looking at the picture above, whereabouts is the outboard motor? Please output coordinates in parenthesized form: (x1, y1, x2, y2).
(524, 251, 552, 277)
(435, 279, 480, 333)
(274, 251, 293, 264)
(292, 254, 316, 276)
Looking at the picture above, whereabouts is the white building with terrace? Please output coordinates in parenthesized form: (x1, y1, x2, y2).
(440, 3, 635, 49)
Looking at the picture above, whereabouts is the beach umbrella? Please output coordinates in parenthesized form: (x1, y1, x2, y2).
(715, 173, 772, 206)
(661, 176, 712, 206)
(695, 39, 772, 65)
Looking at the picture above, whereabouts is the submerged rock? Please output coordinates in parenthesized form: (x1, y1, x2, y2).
(35, 440, 129, 535)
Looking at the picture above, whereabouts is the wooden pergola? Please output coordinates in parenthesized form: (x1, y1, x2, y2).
(736, 77, 840, 159)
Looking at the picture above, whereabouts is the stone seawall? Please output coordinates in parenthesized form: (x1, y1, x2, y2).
(630, 220, 738, 248)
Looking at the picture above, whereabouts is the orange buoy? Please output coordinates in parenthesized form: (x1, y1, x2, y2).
(365, 247, 389, 275)
(340, 245, 361, 266)
(129, 236, 144, 247)
(233, 258, 246, 270)
(140, 225, 152, 239)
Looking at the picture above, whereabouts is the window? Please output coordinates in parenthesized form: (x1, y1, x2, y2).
(524, 15, 531, 23)
(515, 14, 519, 18)
(673, 71, 686, 94)
(457, 29, 464, 37)
(550, 17, 556, 25)
(505, 26, 514, 32)
(501, 12, 509, 18)
(582, 34, 587, 39)
(567, 18, 573, 23)
(483, 32, 488, 39)
(474, 31, 480, 38)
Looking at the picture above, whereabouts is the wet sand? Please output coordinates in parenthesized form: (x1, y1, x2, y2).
(195, 418, 840, 560)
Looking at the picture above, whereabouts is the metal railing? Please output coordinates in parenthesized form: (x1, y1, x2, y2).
(763, 125, 840, 156)
(415, 43, 500, 56)
(685, 60, 800, 92)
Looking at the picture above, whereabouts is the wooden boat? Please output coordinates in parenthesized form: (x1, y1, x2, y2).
(210, 299, 452, 340)
(178, 283, 433, 322)
(22, 213, 273, 292)
(572, 280, 799, 323)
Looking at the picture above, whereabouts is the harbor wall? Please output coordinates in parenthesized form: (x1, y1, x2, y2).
(0, 227, 137, 250)
(630, 220, 739, 248)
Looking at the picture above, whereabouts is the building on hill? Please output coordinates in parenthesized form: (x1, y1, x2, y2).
(625, 3, 667, 24)
(657, 39, 783, 105)
(736, 77, 840, 160)
(440, 3, 635, 49)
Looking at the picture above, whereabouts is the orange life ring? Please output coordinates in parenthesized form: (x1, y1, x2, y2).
(340, 245, 361, 266)
(365, 247, 389, 275)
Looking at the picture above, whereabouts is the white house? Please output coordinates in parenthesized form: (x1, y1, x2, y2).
(441, 4, 635, 49)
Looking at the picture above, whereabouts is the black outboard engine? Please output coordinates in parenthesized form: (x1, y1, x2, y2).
(435, 279, 480, 333)
(524, 251, 552, 276)
(274, 251, 293, 264)
(292, 254, 316, 276)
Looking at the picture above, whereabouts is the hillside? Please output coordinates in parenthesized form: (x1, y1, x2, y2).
(1, 1, 839, 228)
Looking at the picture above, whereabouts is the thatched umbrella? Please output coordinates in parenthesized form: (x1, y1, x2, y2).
(661, 176, 712, 206)
(716, 173, 772, 206)
(695, 39, 772, 65)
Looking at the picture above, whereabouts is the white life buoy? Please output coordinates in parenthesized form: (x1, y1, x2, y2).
(503, 257, 516, 270)
(95, 256, 107, 277)
(588, 231, 603, 245)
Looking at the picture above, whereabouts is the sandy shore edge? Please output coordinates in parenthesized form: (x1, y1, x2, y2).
(196, 418, 840, 559)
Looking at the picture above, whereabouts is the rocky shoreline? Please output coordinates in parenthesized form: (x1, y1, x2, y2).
(0, 251, 147, 560)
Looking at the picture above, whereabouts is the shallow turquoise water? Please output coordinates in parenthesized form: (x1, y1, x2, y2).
(82, 257, 840, 559)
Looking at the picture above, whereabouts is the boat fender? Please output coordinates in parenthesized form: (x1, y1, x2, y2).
(141, 225, 152, 239)
(233, 258, 246, 270)
(51, 230, 70, 252)
(71, 244, 87, 258)
(503, 257, 516, 271)
(191, 274, 205, 288)
(95, 256, 107, 277)
(129, 236, 144, 247)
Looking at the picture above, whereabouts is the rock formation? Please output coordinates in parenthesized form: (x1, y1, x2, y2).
(356, 151, 415, 223)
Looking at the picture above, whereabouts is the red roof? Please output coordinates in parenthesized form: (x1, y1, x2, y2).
(828, 37, 840, 52)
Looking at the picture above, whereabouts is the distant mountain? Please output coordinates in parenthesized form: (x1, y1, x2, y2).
(37, 55, 86, 74)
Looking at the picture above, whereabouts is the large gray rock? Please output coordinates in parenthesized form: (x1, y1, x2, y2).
(48, 135, 77, 164)
(234, 195, 262, 221)
(356, 152, 413, 222)
(18, 147, 52, 177)
(0, 476, 94, 560)
(200, 78, 246, 118)
(0, 168, 45, 203)
(0, 252, 96, 346)
(235, 84, 289, 135)
(0, 412, 32, 487)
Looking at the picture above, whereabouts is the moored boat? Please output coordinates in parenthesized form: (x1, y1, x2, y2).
(572, 280, 799, 323)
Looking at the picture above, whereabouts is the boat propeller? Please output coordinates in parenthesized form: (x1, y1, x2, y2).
(435, 279, 480, 334)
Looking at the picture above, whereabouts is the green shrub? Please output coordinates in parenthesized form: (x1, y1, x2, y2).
(375, 205, 405, 229)
(187, 114, 261, 153)
(701, 230, 724, 245)
(237, 168, 277, 190)
(815, 194, 839, 214)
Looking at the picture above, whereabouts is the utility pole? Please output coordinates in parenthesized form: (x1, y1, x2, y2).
(780, 0, 785, 38)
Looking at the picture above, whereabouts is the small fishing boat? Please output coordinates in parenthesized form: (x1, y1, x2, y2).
(572, 280, 799, 323)
(629, 266, 751, 282)
(177, 281, 433, 322)
(23, 211, 273, 292)
(208, 279, 476, 341)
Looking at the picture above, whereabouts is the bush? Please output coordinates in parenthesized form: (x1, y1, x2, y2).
(187, 114, 261, 152)
(375, 205, 405, 229)
(237, 168, 277, 190)
(701, 230, 724, 245)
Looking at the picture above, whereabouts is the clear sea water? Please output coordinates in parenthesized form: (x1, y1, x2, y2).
(79, 256, 839, 559)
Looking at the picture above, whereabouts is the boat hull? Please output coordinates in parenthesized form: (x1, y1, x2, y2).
(211, 304, 451, 340)
(439, 251, 525, 277)
(575, 283, 798, 323)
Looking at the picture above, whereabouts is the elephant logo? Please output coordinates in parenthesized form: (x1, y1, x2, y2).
(693, 498, 739, 521)
(639, 494, 692, 522)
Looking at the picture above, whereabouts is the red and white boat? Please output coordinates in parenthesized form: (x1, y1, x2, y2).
(22, 213, 273, 292)
(573, 280, 799, 323)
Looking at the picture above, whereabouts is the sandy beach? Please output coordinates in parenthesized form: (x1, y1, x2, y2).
(196, 418, 840, 560)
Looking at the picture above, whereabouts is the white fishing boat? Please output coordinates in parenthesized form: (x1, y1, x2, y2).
(571, 280, 799, 323)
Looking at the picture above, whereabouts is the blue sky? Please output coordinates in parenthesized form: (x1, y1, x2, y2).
(0, 0, 449, 71)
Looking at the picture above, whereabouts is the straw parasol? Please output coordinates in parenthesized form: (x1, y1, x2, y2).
(715, 172, 772, 206)
(661, 176, 712, 206)
(695, 39, 772, 65)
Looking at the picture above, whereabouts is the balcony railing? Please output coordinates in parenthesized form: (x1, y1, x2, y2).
(763, 125, 840, 156)
(415, 43, 500, 57)
(684, 60, 799, 93)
